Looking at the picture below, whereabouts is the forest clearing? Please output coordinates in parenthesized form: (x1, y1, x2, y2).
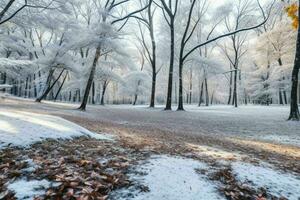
(1, 0, 300, 199)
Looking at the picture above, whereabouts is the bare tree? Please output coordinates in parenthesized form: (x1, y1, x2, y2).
(176, 0, 273, 110)
(158, 0, 179, 110)
(135, 0, 159, 107)
(78, 0, 149, 110)
(0, 0, 57, 25)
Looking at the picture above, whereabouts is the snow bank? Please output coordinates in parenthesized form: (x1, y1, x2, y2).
(0, 84, 12, 89)
(114, 155, 225, 200)
(0, 108, 112, 149)
(7, 179, 51, 200)
(232, 162, 300, 199)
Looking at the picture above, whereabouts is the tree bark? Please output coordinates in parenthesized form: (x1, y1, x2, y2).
(198, 81, 204, 106)
(205, 76, 209, 107)
(279, 90, 283, 105)
(133, 94, 138, 106)
(100, 81, 107, 106)
(36, 69, 64, 102)
(79, 46, 101, 111)
(148, 0, 157, 108)
(54, 71, 68, 101)
(92, 81, 95, 104)
(150, 73, 156, 107)
(288, 5, 300, 120)
(25, 77, 28, 98)
(233, 69, 238, 107)
(189, 68, 192, 104)
(165, 18, 175, 110)
(228, 67, 233, 105)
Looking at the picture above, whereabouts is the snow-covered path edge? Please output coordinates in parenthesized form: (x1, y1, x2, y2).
(0, 108, 113, 149)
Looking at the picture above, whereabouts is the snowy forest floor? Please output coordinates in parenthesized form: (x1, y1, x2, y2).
(0, 95, 300, 199)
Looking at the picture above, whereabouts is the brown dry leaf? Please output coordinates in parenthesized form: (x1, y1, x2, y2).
(79, 160, 92, 166)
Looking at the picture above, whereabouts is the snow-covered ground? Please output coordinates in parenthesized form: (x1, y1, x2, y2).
(232, 162, 300, 199)
(1, 96, 300, 199)
(0, 107, 111, 149)
(113, 155, 225, 200)
(1, 95, 299, 147)
(83, 104, 300, 147)
(7, 179, 53, 200)
(113, 155, 300, 200)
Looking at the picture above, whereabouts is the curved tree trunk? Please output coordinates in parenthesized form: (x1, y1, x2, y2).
(36, 69, 64, 103)
(79, 46, 101, 111)
(54, 71, 68, 101)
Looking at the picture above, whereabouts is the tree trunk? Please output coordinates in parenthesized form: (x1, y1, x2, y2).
(92, 81, 95, 104)
(288, 5, 300, 120)
(198, 81, 204, 107)
(244, 88, 248, 105)
(165, 19, 175, 110)
(33, 74, 37, 97)
(1, 72, 7, 92)
(36, 69, 55, 102)
(228, 67, 233, 105)
(54, 71, 68, 101)
(28, 75, 32, 98)
(150, 73, 156, 108)
(233, 68, 238, 107)
(100, 82, 107, 106)
(25, 77, 28, 98)
(79, 46, 101, 111)
(205, 77, 209, 107)
(279, 90, 283, 105)
(133, 94, 138, 105)
(211, 91, 214, 105)
(148, 1, 157, 108)
(36, 69, 64, 102)
(189, 68, 192, 104)
(178, 60, 184, 110)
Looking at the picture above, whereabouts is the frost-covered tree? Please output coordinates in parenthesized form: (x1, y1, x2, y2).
(121, 71, 151, 105)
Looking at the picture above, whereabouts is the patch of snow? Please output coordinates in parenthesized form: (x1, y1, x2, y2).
(114, 155, 225, 200)
(0, 108, 112, 149)
(232, 162, 300, 199)
(0, 84, 12, 89)
(7, 179, 51, 200)
(21, 159, 38, 173)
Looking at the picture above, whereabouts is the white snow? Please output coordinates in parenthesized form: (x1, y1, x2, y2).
(21, 158, 39, 173)
(0, 84, 12, 89)
(0, 108, 112, 149)
(7, 179, 51, 200)
(232, 162, 300, 200)
(116, 155, 225, 200)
